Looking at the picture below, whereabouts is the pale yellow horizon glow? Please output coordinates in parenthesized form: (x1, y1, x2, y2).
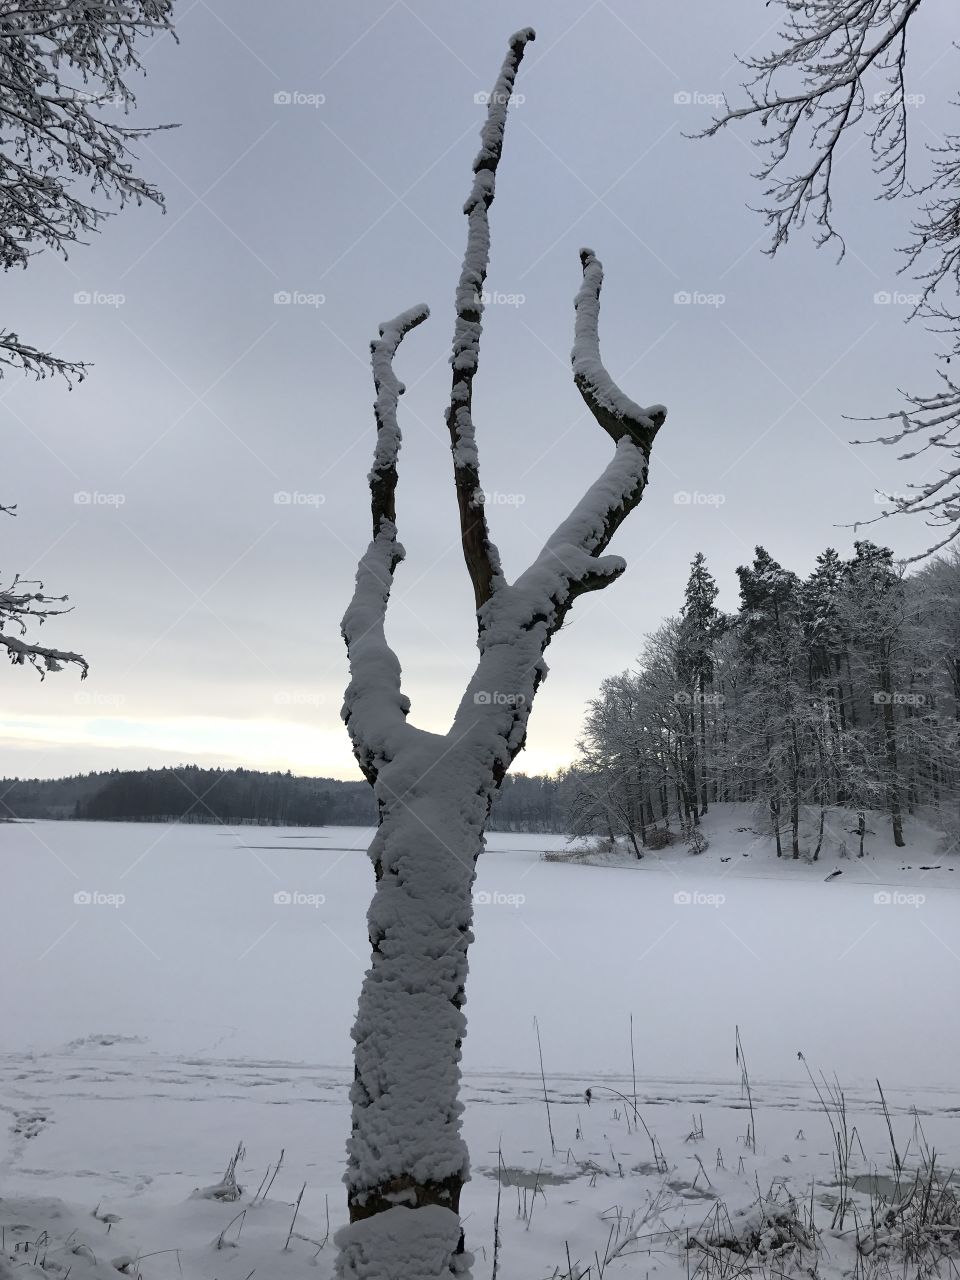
(0, 714, 574, 781)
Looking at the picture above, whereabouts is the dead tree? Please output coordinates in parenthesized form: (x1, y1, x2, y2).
(337, 28, 666, 1278)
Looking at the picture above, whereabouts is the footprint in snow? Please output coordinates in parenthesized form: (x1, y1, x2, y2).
(12, 1111, 48, 1140)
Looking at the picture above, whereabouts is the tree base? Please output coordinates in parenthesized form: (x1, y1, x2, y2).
(335, 1205, 471, 1279)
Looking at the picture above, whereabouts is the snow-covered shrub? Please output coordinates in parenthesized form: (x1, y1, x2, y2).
(684, 826, 709, 854)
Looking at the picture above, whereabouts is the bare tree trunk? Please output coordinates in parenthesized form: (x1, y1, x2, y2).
(698, 674, 708, 814)
(880, 662, 905, 847)
(770, 794, 782, 857)
(789, 720, 802, 858)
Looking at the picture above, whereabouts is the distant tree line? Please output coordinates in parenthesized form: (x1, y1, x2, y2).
(0, 764, 574, 831)
(0, 766, 374, 827)
(569, 543, 960, 858)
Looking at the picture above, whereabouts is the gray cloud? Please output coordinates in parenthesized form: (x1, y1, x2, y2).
(0, 0, 949, 778)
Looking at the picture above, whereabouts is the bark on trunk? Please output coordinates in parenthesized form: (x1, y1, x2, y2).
(698, 672, 708, 815)
(880, 664, 905, 847)
(771, 795, 782, 857)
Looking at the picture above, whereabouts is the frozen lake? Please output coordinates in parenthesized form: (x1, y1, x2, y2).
(2, 818, 957, 1088)
(3, 817, 960, 1278)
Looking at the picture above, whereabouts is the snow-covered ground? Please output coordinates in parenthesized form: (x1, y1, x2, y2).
(1, 810, 958, 1277)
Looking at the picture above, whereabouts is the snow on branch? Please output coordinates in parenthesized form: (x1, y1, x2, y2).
(447, 27, 535, 612)
(343, 39, 668, 786)
(0, 572, 88, 678)
(700, 1, 960, 557)
(369, 304, 431, 537)
(526, 251, 666, 610)
(0, 0, 177, 384)
(849, 380, 960, 559)
(479, 249, 666, 664)
(700, 0, 921, 255)
(341, 304, 429, 783)
(573, 248, 666, 449)
(0, 630, 88, 677)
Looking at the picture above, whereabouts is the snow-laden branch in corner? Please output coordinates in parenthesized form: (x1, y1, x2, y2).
(697, 0, 922, 256)
(0, 630, 88, 678)
(0, 571, 88, 679)
(572, 248, 666, 449)
(341, 304, 429, 783)
(447, 26, 536, 613)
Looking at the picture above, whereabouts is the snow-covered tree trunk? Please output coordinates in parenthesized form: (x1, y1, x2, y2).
(336, 29, 666, 1278)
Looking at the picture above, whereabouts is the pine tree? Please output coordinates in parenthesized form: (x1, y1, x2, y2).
(736, 548, 806, 856)
(679, 552, 722, 815)
(844, 541, 907, 847)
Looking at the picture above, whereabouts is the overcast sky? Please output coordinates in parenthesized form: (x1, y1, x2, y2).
(0, 1, 955, 781)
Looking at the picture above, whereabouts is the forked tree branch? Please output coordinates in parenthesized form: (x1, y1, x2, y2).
(504, 249, 666, 630)
(341, 304, 429, 783)
(572, 248, 665, 451)
(343, 36, 667, 786)
(447, 26, 535, 613)
(460, 248, 666, 773)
